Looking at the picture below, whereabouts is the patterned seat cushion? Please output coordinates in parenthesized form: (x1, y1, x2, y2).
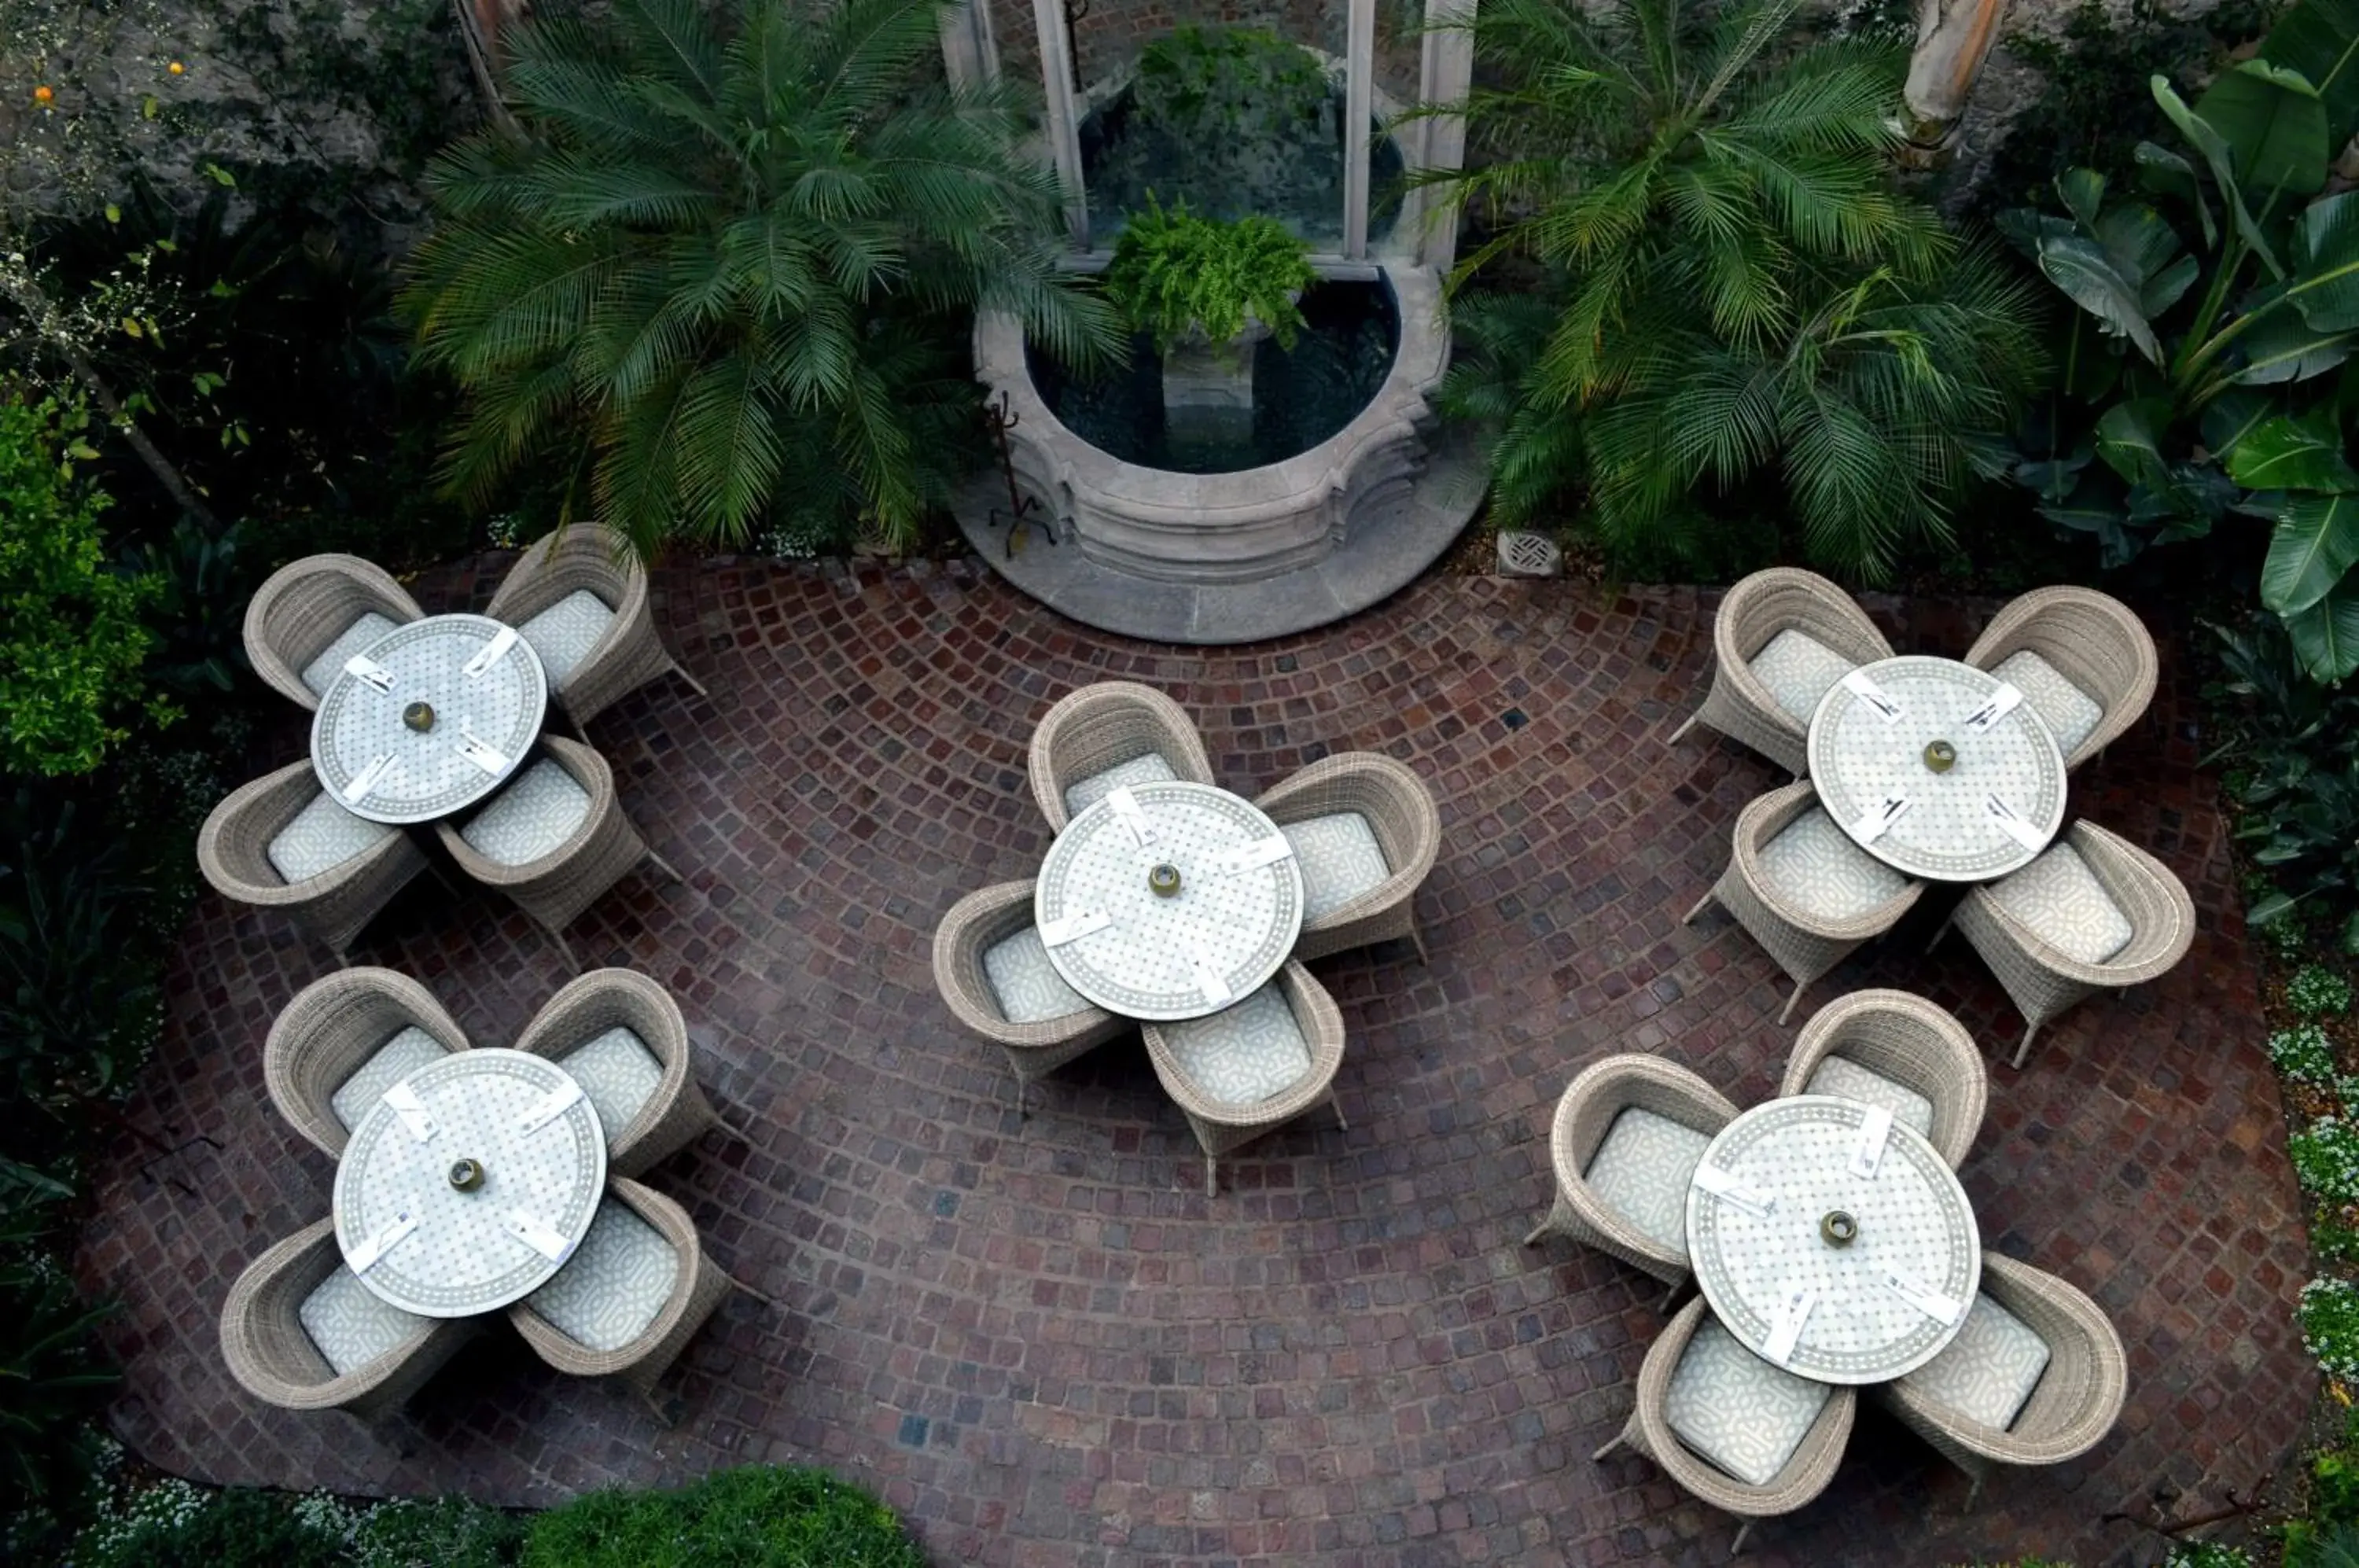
(266, 790, 399, 885)
(517, 589, 616, 688)
(1757, 808, 1912, 922)
(1747, 629, 1857, 725)
(300, 1264, 425, 1376)
(300, 611, 399, 698)
(1664, 1316, 1835, 1487)
(460, 758, 592, 867)
(1063, 753, 1178, 818)
(1282, 812, 1391, 923)
(1993, 650, 2103, 759)
(1804, 1055, 1934, 1137)
(1581, 1107, 1713, 1254)
(522, 1197, 681, 1353)
(1158, 984, 1312, 1106)
(1901, 1293, 2052, 1431)
(982, 926, 1091, 1024)
(329, 1025, 450, 1131)
(559, 1026, 665, 1149)
(1988, 843, 2133, 965)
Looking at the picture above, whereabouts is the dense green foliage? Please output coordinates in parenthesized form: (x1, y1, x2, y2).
(1422, 0, 2043, 582)
(1103, 199, 1316, 352)
(2209, 616, 2359, 950)
(1132, 26, 1331, 153)
(0, 397, 163, 776)
(2294, 965, 2359, 1018)
(2002, 0, 2359, 680)
(0, 1176, 116, 1518)
(522, 1467, 925, 1568)
(407, 0, 1115, 559)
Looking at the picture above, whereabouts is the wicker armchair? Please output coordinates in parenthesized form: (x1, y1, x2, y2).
(1252, 751, 1441, 962)
(243, 554, 425, 711)
(1963, 587, 2157, 771)
(1876, 1252, 2129, 1504)
(436, 737, 680, 970)
(264, 968, 470, 1158)
(484, 523, 706, 731)
(1596, 1296, 1857, 1557)
(1686, 780, 1926, 1024)
(1525, 1055, 1741, 1309)
(512, 968, 720, 1176)
(1142, 960, 1346, 1195)
(931, 879, 1130, 1115)
(220, 1218, 476, 1419)
(1027, 682, 1216, 833)
(1777, 989, 1987, 1169)
(1670, 568, 1894, 775)
(196, 760, 430, 961)
(1931, 820, 2195, 1068)
(507, 1176, 733, 1419)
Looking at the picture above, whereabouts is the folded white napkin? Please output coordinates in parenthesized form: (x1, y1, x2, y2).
(463, 624, 521, 679)
(345, 1211, 418, 1274)
(1106, 786, 1158, 846)
(1984, 794, 2049, 851)
(506, 1209, 575, 1263)
(343, 654, 395, 693)
(341, 753, 395, 804)
(1841, 668, 1903, 723)
(381, 1080, 437, 1143)
(1213, 834, 1295, 875)
(1963, 683, 2025, 733)
(1037, 908, 1113, 948)
(1847, 1104, 1893, 1180)
(1849, 796, 1912, 844)
(518, 1077, 584, 1134)
(1187, 941, 1234, 1007)
(1691, 1162, 1777, 1218)
(1762, 1286, 1819, 1364)
(456, 730, 510, 776)
(1882, 1270, 1965, 1325)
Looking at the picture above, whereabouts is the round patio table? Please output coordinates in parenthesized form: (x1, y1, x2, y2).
(310, 613, 547, 826)
(332, 1047, 605, 1318)
(1807, 654, 2066, 883)
(1034, 780, 1305, 1022)
(1685, 1095, 1980, 1386)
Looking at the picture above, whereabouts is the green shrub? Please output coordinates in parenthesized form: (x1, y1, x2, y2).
(2316, 1445, 2359, 1526)
(351, 1495, 524, 1568)
(2291, 1122, 2359, 1205)
(2209, 618, 2359, 955)
(2288, 1519, 2359, 1566)
(2165, 1544, 2257, 1567)
(522, 1466, 923, 1568)
(71, 1482, 346, 1568)
(2304, 1279, 2359, 1381)
(2275, 1024, 2342, 1084)
(1132, 25, 1329, 149)
(0, 395, 166, 776)
(2292, 966, 2358, 1020)
(0, 1176, 117, 1519)
(1102, 197, 1316, 354)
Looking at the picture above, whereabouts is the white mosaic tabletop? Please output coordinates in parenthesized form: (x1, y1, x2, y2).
(333, 1047, 605, 1318)
(1807, 655, 2066, 882)
(1035, 781, 1305, 1022)
(1686, 1095, 1981, 1386)
(310, 613, 547, 826)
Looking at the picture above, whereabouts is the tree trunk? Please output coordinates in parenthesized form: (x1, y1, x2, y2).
(1901, 0, 2013, 169)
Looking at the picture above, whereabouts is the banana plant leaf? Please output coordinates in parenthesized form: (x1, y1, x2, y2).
(2291, 190, 2359, 331)
(2136, 141, 2218, 250)
(2226, 408, 2359, 488)
(2260, 0, 2359, 146)
(2232, 290, 2358, 382)
(2264, 491, 2359, 613)
(2200, 388, 2279, 455)
(2096, 202, 2201, 317)
(2284, 577, 2359, 679)
(2095, 396, 2173, 485)
(2192, 58, 2331, 206)
(2155, 77, 2287, 279)
(2004, 206, 2166, 364)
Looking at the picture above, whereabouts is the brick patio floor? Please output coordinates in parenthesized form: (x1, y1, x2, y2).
(80, 558, 2312, 1567)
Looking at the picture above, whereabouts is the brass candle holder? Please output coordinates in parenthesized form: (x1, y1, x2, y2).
(1819, 1209, 1858, 1248)
(447, 1158, 486, 1192)
(1922, 738, 1956, 774)
(403, 701, 437, 733)
(1147, 863, 1183, 898)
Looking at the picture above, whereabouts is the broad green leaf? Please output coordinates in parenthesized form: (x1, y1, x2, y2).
(2232, 302, 2357, 381)
(2200, 388, 2276, 455)
(2135, 141, 2217, 248)
(2059, 311, 2125, 402)
(2225, 410, 2359, 489)
(2013, 451, 2090, 500)
(2033, 232, 2163, 363)
(2155, 77, 2287, 278)
(2290, 190, 2359, 330)
(2094, 396, 2173, 486)
(2247, 889, 2301, 926)
(2261, 0, 2359, 145)
(2193, 59, 2331, 203)
(2092, 198, 2197, 315)
(2283, 579, 2359, 679)
(2059, 167, 2108, 229)
(2262, 491, 2359, 612)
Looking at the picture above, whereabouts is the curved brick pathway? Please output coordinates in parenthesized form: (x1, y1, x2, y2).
(82, 558, 2309, 1566)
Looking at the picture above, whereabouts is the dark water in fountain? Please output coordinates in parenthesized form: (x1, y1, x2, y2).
(1027, 280, 1400, 477)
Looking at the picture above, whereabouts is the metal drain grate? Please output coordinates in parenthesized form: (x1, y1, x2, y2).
(1496, 531, 1562, 578)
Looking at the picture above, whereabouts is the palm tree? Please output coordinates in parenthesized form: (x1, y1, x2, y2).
(405, 0, 1117, 558)
(1415, 0, 2044, 582)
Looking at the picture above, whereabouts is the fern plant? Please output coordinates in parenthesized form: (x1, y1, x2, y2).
(1102, 198, 1316, 354)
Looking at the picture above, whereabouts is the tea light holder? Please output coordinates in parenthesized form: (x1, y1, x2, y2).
(1147, 863, 1183, 898)
(1922, 738, 1956, 774)
(447, 1158, 486, 1192)
(403, 701, 437, 733)
(1819, 1209, 1858, 1248)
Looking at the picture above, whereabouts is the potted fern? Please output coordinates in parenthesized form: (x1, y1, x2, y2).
(1102, 197, 1317, 439)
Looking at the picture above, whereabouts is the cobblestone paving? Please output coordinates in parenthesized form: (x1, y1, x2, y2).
(81, 558, 2310, 1567)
